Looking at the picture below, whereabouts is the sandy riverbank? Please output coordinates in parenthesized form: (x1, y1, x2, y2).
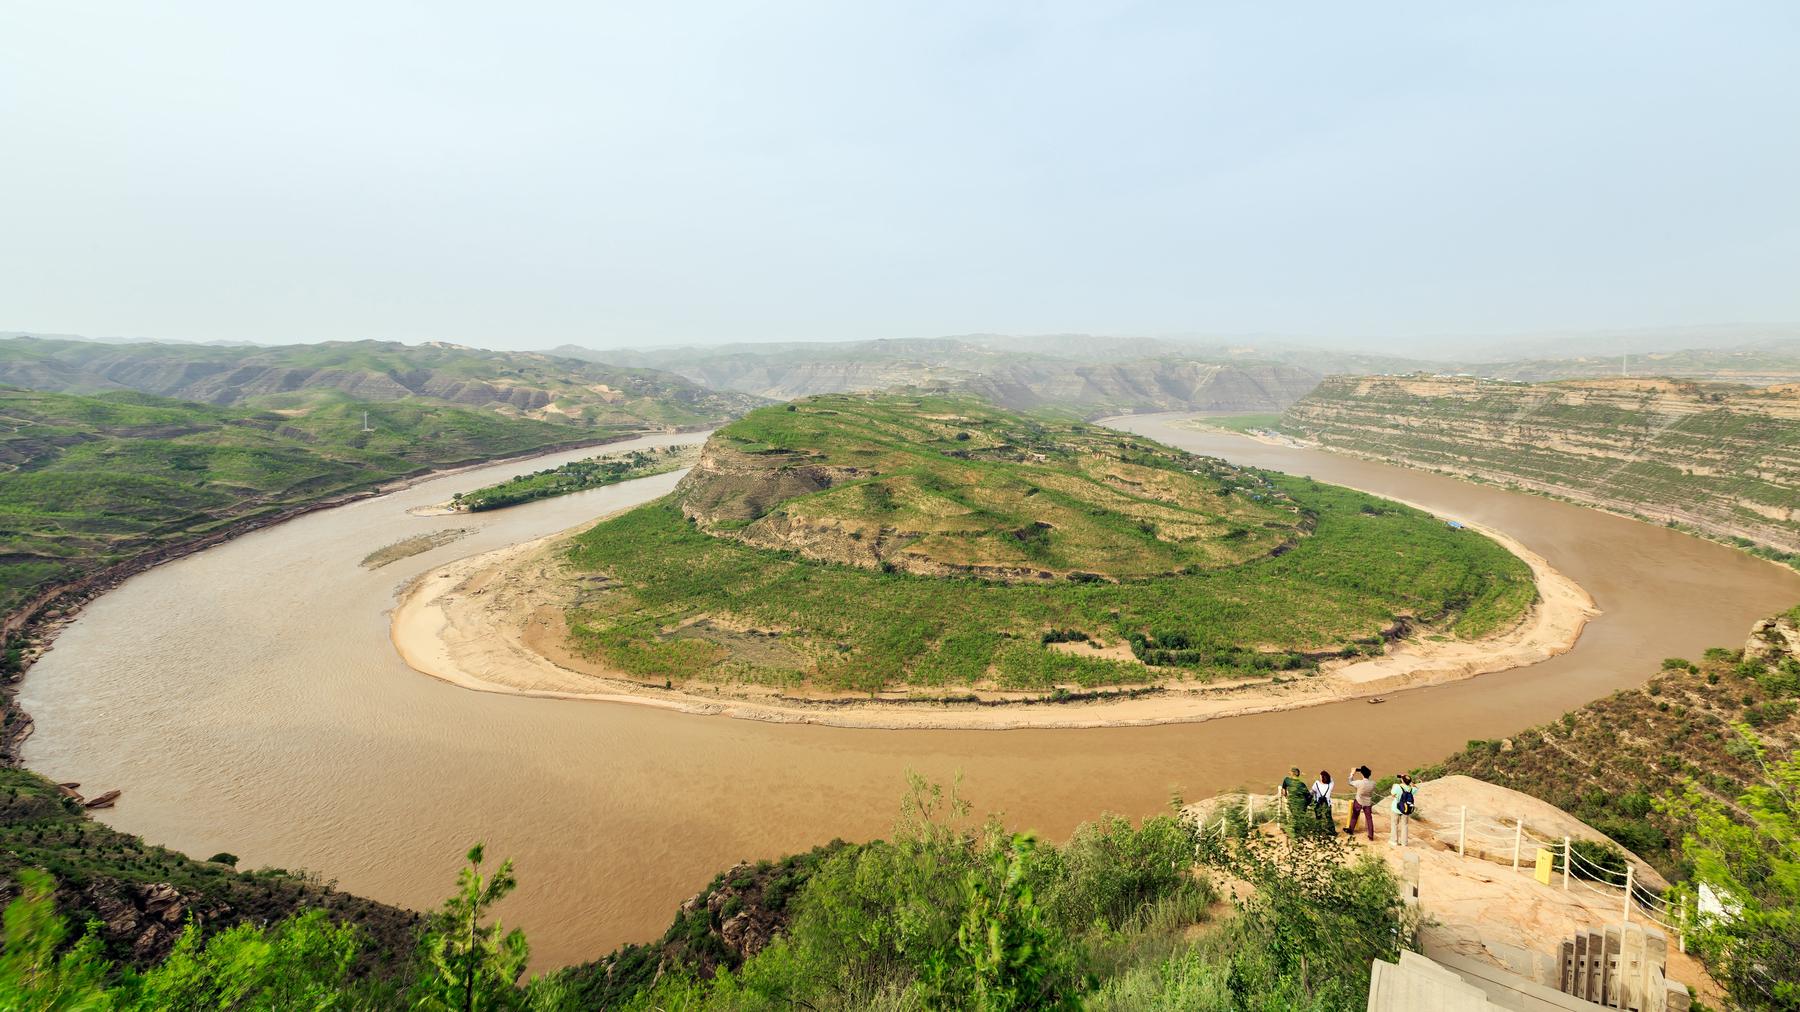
(389, 500, 1598, 730)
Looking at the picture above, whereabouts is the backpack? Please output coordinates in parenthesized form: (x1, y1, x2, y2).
(1396, 786, 1416, 816)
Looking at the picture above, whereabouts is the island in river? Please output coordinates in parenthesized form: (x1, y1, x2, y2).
(393, 394, 1593, 728)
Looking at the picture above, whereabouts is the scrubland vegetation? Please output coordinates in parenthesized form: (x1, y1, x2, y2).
(1423, 613, 1800, 880)
(2, 775, 1415, 1011)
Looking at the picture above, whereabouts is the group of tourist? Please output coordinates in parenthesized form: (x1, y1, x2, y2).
(1276, 765, 1419, 846)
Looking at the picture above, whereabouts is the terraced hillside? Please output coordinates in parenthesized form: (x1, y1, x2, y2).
(1279, 375, 1800, 559)
(563, 394, 1535, 693)
(0, 336, 763, 429)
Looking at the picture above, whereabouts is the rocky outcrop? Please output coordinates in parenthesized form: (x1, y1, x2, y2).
(675, 441, 867, 525)
(87, 881, 213, 961)
(1282, 375, 1800, 554)
(555, 842, 848, 1006)
(1745, 610, 1800, 664)
(679, 862, 786, 968)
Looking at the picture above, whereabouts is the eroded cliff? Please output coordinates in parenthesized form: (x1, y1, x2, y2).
(1280, 375, 1800, 555)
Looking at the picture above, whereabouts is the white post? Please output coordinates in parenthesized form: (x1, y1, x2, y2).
(1513, 817, 1523, 870)
(1563, 837, 1571, 891)
(1247, 793, 1255, 827)
(1458, 805, 1467, 857)
(1679, 896, 1687, 954)
(1624, 864, 1634, 923)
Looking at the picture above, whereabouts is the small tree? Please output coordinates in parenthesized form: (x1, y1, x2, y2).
(127, 910, 361, 1010)
(414, 843, 530, 1012)
(1198, 823, 1415, 1008)
(0, 869, 112, 1011)
(1664, 727, 1800, 1010)
(924, 833, 1085, 1011)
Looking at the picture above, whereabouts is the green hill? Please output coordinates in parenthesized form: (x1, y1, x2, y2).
(0, 387, 648, 620)
(563, 394, 1535, 694)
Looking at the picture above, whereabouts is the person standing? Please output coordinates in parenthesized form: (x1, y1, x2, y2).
(1345, 766, 1376, 840)
(1278, 766, 1307, 826)
(1389, 773, 1418, 847)
(1308, 770, 1334, 823)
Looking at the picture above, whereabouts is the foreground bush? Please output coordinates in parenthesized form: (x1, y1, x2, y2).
(4, 779, 1415, 1011)
(1665, 729, 1800, 1011)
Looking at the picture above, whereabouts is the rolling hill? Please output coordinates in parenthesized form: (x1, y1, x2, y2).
(561, 394, 1535, 694)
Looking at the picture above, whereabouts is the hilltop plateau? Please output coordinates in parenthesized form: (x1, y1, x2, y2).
(675, 396, 1305, 582)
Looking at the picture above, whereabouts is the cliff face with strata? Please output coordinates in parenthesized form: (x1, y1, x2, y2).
(1280, 376, 1800, 554)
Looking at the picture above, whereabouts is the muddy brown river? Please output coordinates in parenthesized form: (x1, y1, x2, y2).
(20, 417, 1800, 966)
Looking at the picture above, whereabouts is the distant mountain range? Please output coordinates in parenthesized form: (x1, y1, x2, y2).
(0, 337, 764, 431)
(550, 336, 1329, 415)
(6, 328, 1795, 427)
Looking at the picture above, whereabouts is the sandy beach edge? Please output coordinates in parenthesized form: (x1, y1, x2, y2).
(388, 495, 1599, 731)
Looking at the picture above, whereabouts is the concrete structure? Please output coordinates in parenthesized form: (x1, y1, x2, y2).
(1369, 944, 1689, 1012)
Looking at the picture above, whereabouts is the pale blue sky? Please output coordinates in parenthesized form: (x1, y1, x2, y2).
(2, 2, 1796, 349)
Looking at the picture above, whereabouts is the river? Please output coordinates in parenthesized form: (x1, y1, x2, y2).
(19, 418, 1800, 967)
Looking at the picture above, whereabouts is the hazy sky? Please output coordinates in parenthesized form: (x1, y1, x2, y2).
(3, 2, 1797, 350)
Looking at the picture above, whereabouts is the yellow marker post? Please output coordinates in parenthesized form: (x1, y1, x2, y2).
(1534, 846, 1554, 886)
